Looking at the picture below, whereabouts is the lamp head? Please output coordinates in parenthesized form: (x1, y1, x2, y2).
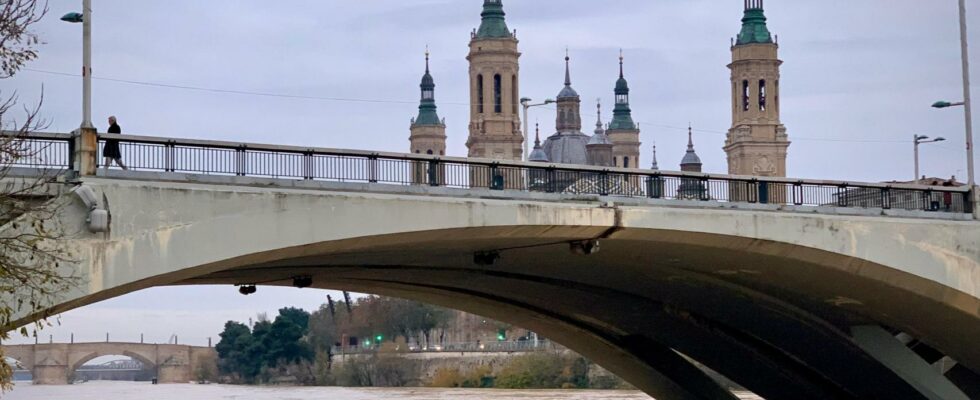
(544, 99, 556, 104)
(520, 97, 531, 105)
(936, 137, 947, 142)
(932, 101, 953, 109)
(61, 12, 84, 23)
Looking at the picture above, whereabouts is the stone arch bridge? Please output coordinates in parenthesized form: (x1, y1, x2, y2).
(2, 342, 216, 384)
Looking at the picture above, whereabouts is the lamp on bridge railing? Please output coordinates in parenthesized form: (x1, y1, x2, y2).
(61, 0, 94, 130)
(914, 135, 947, 181)
(929, 0, 976, 187)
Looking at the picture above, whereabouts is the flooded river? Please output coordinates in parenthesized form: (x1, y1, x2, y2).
(4, 381, 764, 399)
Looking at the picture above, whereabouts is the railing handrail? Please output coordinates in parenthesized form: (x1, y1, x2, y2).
(10, 130, 972, 194)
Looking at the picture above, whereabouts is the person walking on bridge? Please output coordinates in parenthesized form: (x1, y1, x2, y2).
(102, 115, 128, 170)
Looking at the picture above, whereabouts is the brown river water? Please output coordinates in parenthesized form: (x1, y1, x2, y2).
(4, 381, 764, 399)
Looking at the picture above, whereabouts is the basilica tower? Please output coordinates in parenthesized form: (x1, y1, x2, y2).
(724, 0, 789, 177)
(466, 0, 523, 161)
(409, 49, 446, 157)
(606, 53, 641, 169)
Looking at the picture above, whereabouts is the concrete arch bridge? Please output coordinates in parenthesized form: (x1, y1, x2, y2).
(2, 132, 979, 400)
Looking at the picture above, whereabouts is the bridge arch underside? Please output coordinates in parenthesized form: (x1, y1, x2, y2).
(82, 225, 972, 400)
(69, 351, 155, 376)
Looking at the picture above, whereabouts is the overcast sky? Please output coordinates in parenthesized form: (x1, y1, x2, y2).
(5, 0, 980, 346)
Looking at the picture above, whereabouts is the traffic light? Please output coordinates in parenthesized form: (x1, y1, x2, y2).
(497, 329, 506, 341)
(375, 334, 383, 343)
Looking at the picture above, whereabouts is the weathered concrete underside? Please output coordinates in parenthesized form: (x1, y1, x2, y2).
(1, 342, 215, 384)
(3, 176, 980, 399)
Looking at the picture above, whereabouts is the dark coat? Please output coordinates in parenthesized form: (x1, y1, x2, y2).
(103, 123, 122, 159)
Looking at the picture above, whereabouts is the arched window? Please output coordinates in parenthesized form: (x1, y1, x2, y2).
(758, 80, 767, 111)
(742, 80, 750, 111)
(439, 150, 444, 155)
(624, 156, 630, 168)
(560, 109, 566, 125)
(493, 74, 502, 113)
(427, 149, 433, 155)
(415, 150, 420, 154)
(477, 75, 484, 114)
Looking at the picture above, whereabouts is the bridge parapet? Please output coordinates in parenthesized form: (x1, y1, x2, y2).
(4, 131, 975, 219)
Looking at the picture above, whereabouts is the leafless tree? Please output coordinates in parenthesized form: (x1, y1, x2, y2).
(0, 0, 79, 390)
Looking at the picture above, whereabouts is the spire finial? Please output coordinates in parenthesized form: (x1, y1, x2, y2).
(564, 48, 572, 87)
(534, 121, 541, 145)
(425, 45, 430, 73)
(687, 124, 695, 149)
(651, 141, 659, 170)
(596, 98, 603, 131)
(619, 49, 624, 79)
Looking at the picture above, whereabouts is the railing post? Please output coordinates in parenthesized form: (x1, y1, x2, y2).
(72, 127, 98, 175)
(700, 176, 710, 201)
(428, 159, 440, 187)
(969, 187, 978, 219)
(235, 145, 246, 176)
(758, 181, 770, 204)
(599, 170, 609, 196)
(164, 141, 176, 172)
(547, 167, 556, 193)
(793, 181, 804, 206)
(647, 173, 664, 199)
(837, 184, 849, 207)
(303, 150, 314, 180)
(368, 154, 378, 183)
(490, 163, 503, 190)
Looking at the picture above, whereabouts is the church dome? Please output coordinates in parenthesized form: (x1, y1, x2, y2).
(542, 132, 590, 165)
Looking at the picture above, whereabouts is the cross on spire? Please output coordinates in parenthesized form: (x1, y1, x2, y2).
(619, 49, 624, 79)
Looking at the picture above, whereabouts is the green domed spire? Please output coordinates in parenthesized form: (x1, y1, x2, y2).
(609, 51, 636, 131)
(475, 0, 512, 39)
(736, 0, 773, 45)
(413, 49, 442, 126)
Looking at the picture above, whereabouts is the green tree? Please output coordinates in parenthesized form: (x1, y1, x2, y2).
(215, 321, 255, 381)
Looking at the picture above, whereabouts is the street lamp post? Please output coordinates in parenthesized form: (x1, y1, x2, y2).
(61, 0, 93, 129)
(914, 135, 946, 180)
(521, 97, 555, 161)
(932, 0, 975, 187)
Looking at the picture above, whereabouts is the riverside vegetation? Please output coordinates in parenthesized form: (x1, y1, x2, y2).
(213, 296, 632, 389)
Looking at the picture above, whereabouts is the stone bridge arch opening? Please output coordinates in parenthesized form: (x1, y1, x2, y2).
(70, 352, 157, 383)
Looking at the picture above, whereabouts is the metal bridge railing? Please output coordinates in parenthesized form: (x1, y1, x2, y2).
(332, 340, 560, 355)
(4, 131, 975, 215)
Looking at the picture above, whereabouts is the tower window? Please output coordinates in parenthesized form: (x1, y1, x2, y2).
(477, 75, 484, 114)
(759, 80, 767, 111)
(742, 80, 750, 111)
(423, 87, 433, 100)
(624, 156, 630, 168)
(427, 149, 433, 155)
(493, 74, 502, 113)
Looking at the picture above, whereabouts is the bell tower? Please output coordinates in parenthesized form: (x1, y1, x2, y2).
(466, 0, 523, 161)
(409, 48, 446, 157)
(606, 52, 641, 169)
(724, 0, 789, 177)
